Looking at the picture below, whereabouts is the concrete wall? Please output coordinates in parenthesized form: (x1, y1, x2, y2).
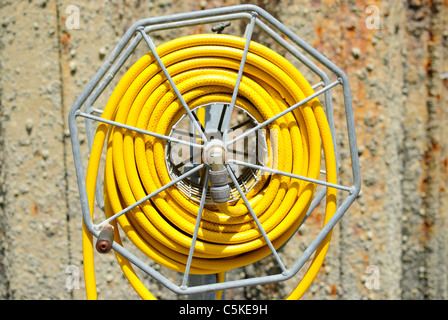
(0, 0, 446, 300)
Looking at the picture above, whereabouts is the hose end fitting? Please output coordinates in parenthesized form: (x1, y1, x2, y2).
(96, 225, 114, 254)
(210, 169, 230, 203)
(203, 140, 230, 203)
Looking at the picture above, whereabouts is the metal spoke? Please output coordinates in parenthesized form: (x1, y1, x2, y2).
(137, 27, 208, 143)
(222, 13, 257, 145)
(225, 164, 287, 273)
(95, 164, 205, 229)
(226, 14, 257, 119)
(226, 79, 342, 147)
(181, 170, 210, 289)
(229, 118, 253, 132)
(76, 110, 203, 149)
(311, 81, 325, 90)
(216, 103, 228, 133)
(228, 159, 352, 193)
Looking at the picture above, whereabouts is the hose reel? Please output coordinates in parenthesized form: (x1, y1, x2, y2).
(69, 5, 361, 300)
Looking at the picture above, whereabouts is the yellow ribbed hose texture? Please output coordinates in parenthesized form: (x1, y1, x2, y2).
(83, 33, 337, 300)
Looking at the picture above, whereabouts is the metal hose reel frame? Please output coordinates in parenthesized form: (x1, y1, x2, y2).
(68, 4, 361, 298)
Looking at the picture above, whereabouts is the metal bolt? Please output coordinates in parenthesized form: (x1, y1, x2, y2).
(212, 21, 231, 34)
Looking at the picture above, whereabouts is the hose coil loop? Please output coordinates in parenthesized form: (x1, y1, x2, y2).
(84, 34, 338, 300)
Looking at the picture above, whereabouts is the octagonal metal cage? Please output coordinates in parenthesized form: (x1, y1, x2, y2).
(68, 4, 361, 298)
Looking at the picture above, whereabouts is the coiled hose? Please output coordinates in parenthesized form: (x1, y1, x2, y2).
(83, 33, 337, 300)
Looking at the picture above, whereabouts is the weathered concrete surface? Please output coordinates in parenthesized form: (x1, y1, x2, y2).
(0, 0, 446, 300)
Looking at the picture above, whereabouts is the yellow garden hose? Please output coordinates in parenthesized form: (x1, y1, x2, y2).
(83, 33, 337, 300)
